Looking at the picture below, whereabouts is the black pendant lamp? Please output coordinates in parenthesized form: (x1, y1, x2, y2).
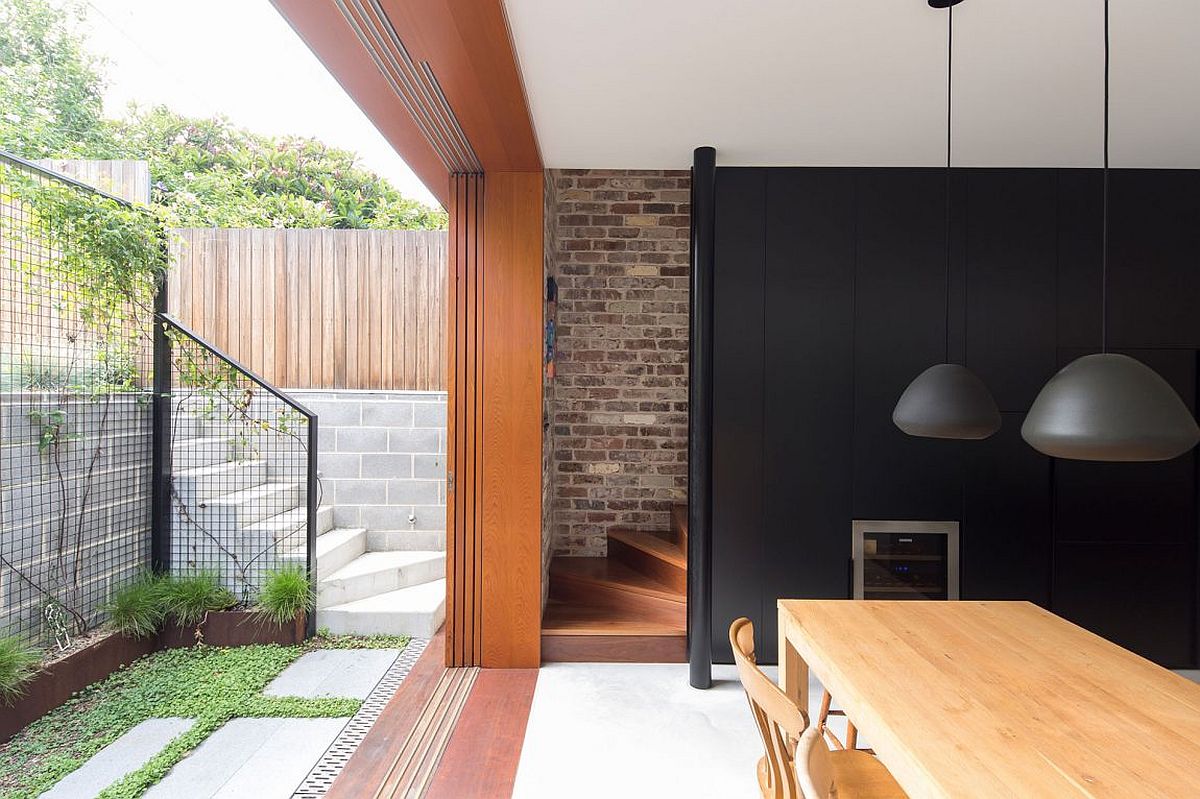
(1021, 0, 1200, 462)
(893, 0, 1001, 441)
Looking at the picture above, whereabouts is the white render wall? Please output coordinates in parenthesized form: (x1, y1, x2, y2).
(290, 391, 446, 547)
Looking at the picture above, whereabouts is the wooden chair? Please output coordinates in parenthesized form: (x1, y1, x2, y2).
(729, 618, 907, 799)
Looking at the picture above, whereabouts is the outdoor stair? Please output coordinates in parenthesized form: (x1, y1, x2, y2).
(318, 579, 447, 638)
(171, 407, 446, 639)
(316, 551, 445, 608)
(542, 502, 687, 662)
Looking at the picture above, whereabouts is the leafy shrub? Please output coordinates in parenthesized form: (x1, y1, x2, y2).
(160, 573, 235, 627)
(105, 574, 166, 638)
(0, 636, 41, 704)
(254, 567, 314, 626)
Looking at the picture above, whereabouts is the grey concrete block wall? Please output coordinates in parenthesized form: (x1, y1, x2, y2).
(290, 391, 447, 544)
(0, 392, 152, 642)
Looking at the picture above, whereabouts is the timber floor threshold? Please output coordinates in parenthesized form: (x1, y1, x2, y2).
(327, 633, 537, 799)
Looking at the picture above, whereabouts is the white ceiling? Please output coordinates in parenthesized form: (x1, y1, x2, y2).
(502, 0, 1200, 169)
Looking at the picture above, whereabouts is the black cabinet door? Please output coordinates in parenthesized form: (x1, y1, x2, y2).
(759, 169, 857, 661)
(1108, 170, 1200, 348)
(962, 412, 1052, 604)
(711, 168, 767, 663)
(852, 169, 964, 522)
(964, 169, 1058, 412)
(1053, 542, 1196, 668)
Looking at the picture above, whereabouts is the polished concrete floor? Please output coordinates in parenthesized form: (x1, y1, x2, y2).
(513, 663, 822, 799)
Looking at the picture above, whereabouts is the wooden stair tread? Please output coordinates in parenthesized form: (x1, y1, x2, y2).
(549, 557, 684, 603)
(541, 601, 685, 636)
(607, 529, 686, 570)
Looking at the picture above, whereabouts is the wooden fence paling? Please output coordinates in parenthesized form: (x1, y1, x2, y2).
(168, 228, 447, 391)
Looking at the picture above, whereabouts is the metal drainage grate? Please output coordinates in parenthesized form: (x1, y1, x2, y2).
(293, 638, 430, 798)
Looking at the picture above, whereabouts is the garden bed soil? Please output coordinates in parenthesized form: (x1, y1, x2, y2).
(1, 611, 307, 745)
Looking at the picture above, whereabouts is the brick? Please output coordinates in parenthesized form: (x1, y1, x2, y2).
(545, 168, 691, 557)
(361, 401, 414, 427)
(361, 453, 413, 478)
(388, 428, 440, 453)
(412, 402, 447, 428)
(332, 479, 387, 505)
(337, 428, 389, 452)
(317, 453, 360, 479)
(386, 479, 440, 506)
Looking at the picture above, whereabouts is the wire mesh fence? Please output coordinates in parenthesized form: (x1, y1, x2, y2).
(164, 317, 317, 607)
(0, 153, 158, 648)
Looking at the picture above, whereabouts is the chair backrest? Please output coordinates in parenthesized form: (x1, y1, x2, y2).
(794, 718, 837, 799)
(729, 617, 809, 799)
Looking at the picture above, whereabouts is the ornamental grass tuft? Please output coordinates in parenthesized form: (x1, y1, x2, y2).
(104, 573, 166, 638)
(254, 567, 314, 626)
(160, 572, 235, 627)
(0, 636, 41, 704)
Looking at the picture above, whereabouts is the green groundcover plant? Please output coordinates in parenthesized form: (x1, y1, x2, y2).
(0, 634, 409, 799)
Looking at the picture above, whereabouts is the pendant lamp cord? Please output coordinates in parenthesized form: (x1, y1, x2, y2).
(944, 2, 953, 363)
(1102, 0, 1110, 354)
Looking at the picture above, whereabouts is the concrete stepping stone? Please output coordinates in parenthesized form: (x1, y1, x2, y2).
(144, 717, 349, 799)
(40, 718, 194, 799)
(264, 648, 400, 699)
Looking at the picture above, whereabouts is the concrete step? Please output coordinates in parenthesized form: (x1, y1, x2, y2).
(317, 579, 446, 637)
(366, 530, 446, 552)
(174, 459, 268, 505)
(315, 528, 367, 578)
(172, 436, 233, 468)
(201, 481, 300, 527)
(317, 551, 444, 608)
(243, 504, 333, 542)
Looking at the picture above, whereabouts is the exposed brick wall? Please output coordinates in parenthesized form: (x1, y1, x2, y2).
(549, 169, 690, 557)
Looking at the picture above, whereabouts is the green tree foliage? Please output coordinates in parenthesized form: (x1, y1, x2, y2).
(0, 0, 446, 230)
(0, 0, 109, 157)
(106, 107, 448, 229)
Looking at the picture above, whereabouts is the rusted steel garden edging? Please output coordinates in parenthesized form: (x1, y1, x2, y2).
(158, 610, 306, 649)
(0, 611, 307, 744)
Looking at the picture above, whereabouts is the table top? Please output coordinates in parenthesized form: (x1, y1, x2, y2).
(777, 600, 1200, 798)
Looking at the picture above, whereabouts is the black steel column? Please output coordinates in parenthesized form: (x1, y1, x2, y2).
(689, 146, 716, 689)
(306, 415, 319, 638)
(151, 288, 171, 573)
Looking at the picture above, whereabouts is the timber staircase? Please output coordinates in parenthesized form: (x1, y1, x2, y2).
(542, 503, 687, 662)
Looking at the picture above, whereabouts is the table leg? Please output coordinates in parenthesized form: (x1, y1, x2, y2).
(777, 610, 808, 716)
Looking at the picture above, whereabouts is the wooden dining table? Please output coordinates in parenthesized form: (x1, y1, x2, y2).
(777, 599, 1200, 798)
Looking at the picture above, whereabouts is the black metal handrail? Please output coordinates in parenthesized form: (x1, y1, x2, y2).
(156, 312, 319, 636)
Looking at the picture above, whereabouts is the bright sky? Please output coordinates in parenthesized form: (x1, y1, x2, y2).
(81, 0, 440, 208)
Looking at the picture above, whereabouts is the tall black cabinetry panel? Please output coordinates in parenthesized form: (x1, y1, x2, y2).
(1107, 171, 1200, 349)
(1052, 349, 1197, 667)
(962, 414, 1052, 603)
(964, 170, 1058, 411)
(959, 170, 1057, 604)
(852, 170, 963, 522)
(760, 170, 857, 658)
(711, 168, 766, 663)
